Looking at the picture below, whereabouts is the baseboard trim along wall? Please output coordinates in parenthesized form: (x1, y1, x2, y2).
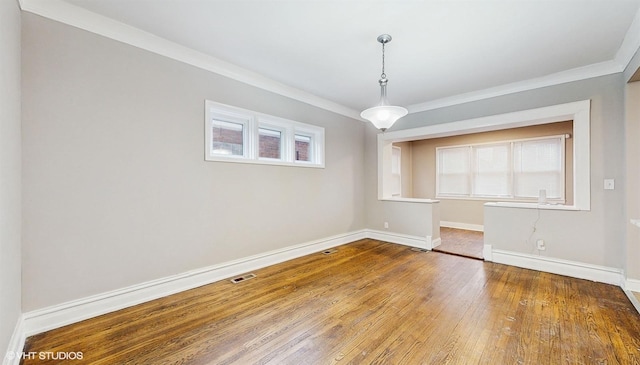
(491, 249, 624, 286)
(366, 230, 433, 250)
(624, 278, 640, 292)
(10, 232, 630, 362)
(440, 221, 484, 232)
(3, 316, 25, 365)
(19, 229, 432, 340)
(623, 287, 640, 315)
(21, 230, 373, 338)
(483, 244, 493, 261)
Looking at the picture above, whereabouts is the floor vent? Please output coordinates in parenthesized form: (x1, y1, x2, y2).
(230, 273, 256, 284)
(322, 248, 338, 255)
(411, 247, 429, 253)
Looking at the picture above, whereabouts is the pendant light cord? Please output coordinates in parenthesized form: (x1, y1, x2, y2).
(381, 42, 387, 80)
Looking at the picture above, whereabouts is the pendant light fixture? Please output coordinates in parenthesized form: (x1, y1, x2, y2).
(360, 34, 408, 131)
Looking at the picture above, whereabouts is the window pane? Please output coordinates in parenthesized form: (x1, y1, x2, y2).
(473, 144, 510, 197)
(211, 119, 243, 156)
(513, 138, 563, 198)
(259, 128, 281, 159)
(295, 134, 312, 162)
(438, 147, 470, 195)
(392, 147, 401, 196)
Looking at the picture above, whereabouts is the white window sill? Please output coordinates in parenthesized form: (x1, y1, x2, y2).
(380, 197, 440, 204)
(437, 195, 565, 204)
(205, 155, 324, 168)
(484, 202, 580, 211)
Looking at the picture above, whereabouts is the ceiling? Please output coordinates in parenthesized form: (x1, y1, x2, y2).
(30, 0, 640, 118)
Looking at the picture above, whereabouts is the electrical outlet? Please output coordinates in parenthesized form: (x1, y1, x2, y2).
(384, 222, 389, 229)
(604, 179, 615, 190)
(536, 239, 546, 251)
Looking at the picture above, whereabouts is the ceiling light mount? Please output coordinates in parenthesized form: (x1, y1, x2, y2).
(361, 34, 407, 132)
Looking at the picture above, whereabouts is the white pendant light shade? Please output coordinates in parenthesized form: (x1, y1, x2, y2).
(360, 105, 408, 131)
(361, 34, 407, 132)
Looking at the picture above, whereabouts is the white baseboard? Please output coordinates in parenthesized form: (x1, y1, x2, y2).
(491, 249, 623, 286)
(22, 230, 367, 337)
(483, 244, 493, 261)
(623, 289, 640, 314)
(2, 316, 25, 365)
(431, 237, 442, 249)
(440, 221, 484, 232)
(365, 230, 430, 249)
(11, 231, 628, 360)
(624, 278, 640, 292)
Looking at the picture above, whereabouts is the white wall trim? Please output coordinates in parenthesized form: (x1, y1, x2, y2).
(483, 244, 493, 262)
(440, 221, 484, 232)
(382, 100, 591, 211)
(17, 0, 361, 121)
(8, 231, 633, 357)
(431, 237, 442, 249)
(624, 290, 640, 315)
(21, 230, 367, 337)
(616, 8, 640, 75)
(19, 229, 431, 339)
(365, 229, 430, 250)
(408, 61, 621, 113)
(624, 278, 640, 292)
(491, 249, 623, 286)
(2, 316, 25, 365)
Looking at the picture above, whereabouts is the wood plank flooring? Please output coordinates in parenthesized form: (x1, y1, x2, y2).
(22, 239, 640, 364)
(434, 227, 484, 260)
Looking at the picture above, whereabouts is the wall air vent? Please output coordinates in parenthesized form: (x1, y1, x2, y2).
(230, 273, 256, 284)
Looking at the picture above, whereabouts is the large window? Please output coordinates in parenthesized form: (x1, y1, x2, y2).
(436, 136, 566, 202)
(205, 101, 325, 167)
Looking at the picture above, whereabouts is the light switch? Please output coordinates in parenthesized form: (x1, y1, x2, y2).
(604, 179, 615, 190)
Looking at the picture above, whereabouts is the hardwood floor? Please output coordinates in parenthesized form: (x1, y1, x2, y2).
(434, 227, 484, 260)
(22, 239, 640, 364)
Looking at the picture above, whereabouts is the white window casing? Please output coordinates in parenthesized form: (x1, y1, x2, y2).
(377, 100, 590, 211)
(205, 100, 325, 168)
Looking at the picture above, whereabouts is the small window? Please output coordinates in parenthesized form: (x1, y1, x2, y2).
(295, 134, 312, 162)
(211, 120, 245, 156)
(259, 127, 282, 160)
(205, 101, 324, 167)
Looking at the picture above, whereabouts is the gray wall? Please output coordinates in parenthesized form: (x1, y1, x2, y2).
(380, 74, 626, 268)
(625, 81, 640, 281)
(21, 14, 365, 311)
(0, 0, 22, 354)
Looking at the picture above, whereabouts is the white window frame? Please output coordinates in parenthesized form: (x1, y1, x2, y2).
(293, 131, 317, 165)
(205, 100, 325, 168)
(435, 135, 566, 202)
(376, 100, 590, 211)
(208, 115, 252, 159)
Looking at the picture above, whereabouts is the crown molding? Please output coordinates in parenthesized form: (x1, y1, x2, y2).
(407, 60, 623, 113)
(18, 0, 362, 121)
(19, 0, 640, 118)
(616, 8, 640, 72)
